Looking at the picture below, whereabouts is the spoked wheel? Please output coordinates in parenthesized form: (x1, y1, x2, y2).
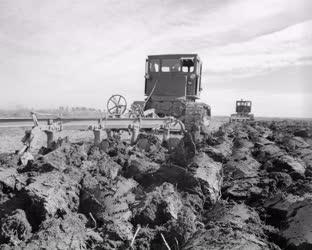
(107, 94, 127, 116)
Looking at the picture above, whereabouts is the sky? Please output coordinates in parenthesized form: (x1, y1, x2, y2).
(0, 0, 311, 117)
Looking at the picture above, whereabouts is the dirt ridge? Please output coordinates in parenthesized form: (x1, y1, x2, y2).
(0, 119, 311, 249)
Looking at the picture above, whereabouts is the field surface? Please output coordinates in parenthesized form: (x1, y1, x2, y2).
(0, 118, 311, 249)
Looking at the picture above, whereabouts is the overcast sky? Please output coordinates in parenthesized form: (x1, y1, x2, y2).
(0, 0, 311, 117)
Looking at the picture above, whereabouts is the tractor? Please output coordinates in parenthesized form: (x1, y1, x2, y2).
(230, 99, 254, 122)
(132, 54, 211, 135)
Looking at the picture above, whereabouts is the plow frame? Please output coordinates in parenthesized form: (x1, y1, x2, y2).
(0, 112, 185, 164)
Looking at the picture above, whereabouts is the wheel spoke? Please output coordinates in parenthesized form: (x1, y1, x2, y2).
(108, 103, 115, 109)
(111, 98, 118, 106)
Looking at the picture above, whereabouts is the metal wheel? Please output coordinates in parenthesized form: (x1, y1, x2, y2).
(107, 94, 127, 115)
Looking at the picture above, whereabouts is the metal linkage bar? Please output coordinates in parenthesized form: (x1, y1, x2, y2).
(0, 117, 184, 130)
(0, 117, 100, 128)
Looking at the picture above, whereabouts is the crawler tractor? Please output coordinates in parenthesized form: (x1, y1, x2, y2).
(230, 99, 254, 122)
(132, 54, 211, 135)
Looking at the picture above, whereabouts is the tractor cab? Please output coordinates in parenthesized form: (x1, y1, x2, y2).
(145, 54, 202, 102)
(236, 100, 252, 114)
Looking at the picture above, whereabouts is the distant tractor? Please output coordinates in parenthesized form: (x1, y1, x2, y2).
(132, 54, 211, 135)
(230, 99, 254, 122)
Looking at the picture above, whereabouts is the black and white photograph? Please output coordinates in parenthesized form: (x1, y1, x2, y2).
(0, 0, 311, 249)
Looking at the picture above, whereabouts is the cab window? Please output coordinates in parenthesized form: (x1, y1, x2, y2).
(149, 59, 160, 72)
(181, 58, 194, 72)
(161, 59, 181, 72)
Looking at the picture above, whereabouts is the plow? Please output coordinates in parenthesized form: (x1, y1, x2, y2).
(0, 94, 185, 165)
(0, 54, 212, 164)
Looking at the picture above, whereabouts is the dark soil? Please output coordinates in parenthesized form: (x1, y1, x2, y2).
(0, 120, 312, 249)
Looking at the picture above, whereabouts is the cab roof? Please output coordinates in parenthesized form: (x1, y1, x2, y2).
(148, 54, 200, 60)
